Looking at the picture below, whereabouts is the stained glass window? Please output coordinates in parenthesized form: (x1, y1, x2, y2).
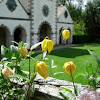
(6, 0, 17, 12)
(42, 5, 49, 17)
(64, 11, 68, 18)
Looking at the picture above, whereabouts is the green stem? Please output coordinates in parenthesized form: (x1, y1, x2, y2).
(15, 59, 18, 73)
(95, 64, 99, 77)
(29, 56, 31, 80)
(71, 73, 76, 95)
(2, 61, 4, 69)
(69, 64, 77, 96)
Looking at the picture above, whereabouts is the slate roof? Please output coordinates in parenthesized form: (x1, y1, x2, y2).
(19, 0, 30, 14)
(57, 6, 66, 18)
(18, 0, 66, 17)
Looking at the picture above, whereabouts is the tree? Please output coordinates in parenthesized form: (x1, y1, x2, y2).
(67, 3, 83, 21)
(84, 0, 100, 34)
(57, 0, 68, 6)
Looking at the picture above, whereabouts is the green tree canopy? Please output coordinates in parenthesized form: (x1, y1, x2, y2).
(84, 0, 100, 34)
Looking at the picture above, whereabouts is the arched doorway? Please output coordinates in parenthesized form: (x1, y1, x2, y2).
(0, 26, 9, 47)
(14, 27, 26, 44)
(39, 23, 51, 42)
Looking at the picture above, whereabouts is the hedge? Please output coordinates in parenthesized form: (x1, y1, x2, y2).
(73, 34, 100, 44)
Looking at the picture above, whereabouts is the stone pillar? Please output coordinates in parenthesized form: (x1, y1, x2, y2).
(31, 33, 39, 45)
(7, 35, 14, 47)
(51, 33, 57, 45)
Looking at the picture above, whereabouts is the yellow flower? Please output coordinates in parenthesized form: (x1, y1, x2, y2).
(63, 61, 76, 75)
(41, 39, 54, 53)
(35, 61, 48, 79)
(2, 67, 14, 80)
(18, 47, 28, 57)
(41, 39, 48, 52)
(62, 29, 70, 40)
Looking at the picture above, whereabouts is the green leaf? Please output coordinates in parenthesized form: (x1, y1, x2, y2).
(4, 62, 11, 68)
(1, 57, 8, 61)
(85, 61, 94, 78)
(1, 45, 7, 57)
(60, 92, 76, 100)
(53, 72, 64, 76)
(59, 87, 72, 93)
(9, 74, 29, 81)
(23, 43, 29, 48)
(11, 41, 19, 46)
(7, 49, 13, 59)
(74, 84, 81, 96)
(59, 92, 69, 100)
(16, 67, 28, 77)
(10, 45, 18, 52)
(28, 51, 35, 56)
(29, 85, 35, 97)
(42, 51, 47, 60)
(75, 72, 84, 79)
(50, 59, 57, 68)
(88, 50, 100, 67)
(96, 77, 100, 84)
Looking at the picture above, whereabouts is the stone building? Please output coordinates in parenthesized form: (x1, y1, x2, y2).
(0, 0, 73, 48)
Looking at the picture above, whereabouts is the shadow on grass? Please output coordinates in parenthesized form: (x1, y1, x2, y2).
(50, 47, 90, 58)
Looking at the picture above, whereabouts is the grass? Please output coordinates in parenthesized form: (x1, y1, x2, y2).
(21, 43, 100, 85)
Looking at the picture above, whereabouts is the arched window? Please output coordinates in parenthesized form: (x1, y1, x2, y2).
(14, 27, 26, 45)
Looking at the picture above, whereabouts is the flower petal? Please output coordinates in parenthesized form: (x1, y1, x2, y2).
(41, 39, 48, 52)
(47, 40, 54, 53)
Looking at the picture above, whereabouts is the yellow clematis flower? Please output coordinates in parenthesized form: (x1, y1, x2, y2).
(2, 67, 14, 80)
(35, 61, 48, 79)
(41, 39, 48, 52)
(18, 47, 28, 57)
(63, 61, 76, 75)
(62, 29, 70, 40)
(41, 39, 54, 53)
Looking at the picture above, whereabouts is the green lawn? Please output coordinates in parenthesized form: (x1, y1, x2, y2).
(21, 43, 100, 85)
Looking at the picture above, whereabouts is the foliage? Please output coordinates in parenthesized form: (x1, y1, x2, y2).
(73, 20, 85, 35)
(73, 34, 100, 44)
(59, 48, 100, 100)
(84, 0, 100, 34)
(0, 30, 70, 99)
(59, 84, 82, 100)
(57, 0, 67, 6)
(0, 44, 29, 99)
(0, 42, 41, 99)
(76, 50, 100, 90)
(67, 3, 83, 22)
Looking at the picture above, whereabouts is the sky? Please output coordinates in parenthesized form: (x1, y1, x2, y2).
(69, 0, 88, 10)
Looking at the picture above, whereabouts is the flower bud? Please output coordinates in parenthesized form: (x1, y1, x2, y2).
(2, 67, 14, 80)
(35, 61, 48, 79)
(41, 39, 53, 53)
(62, 29, 70, 40)
(18, 47, 28, 57)
(63, 61, 76, 75)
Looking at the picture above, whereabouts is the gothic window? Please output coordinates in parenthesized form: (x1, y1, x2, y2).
(6, 0, 17, 12)
(64, 10, 68, 18)
(42, 5, 49, 17)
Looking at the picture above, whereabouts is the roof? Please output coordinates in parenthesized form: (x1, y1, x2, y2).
(19, 0, 30, 14)
(57, 6, 66, 18)
(18, 1, 66, 17)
